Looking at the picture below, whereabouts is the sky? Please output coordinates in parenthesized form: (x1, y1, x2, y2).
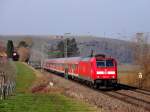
(0, 0, 150, 39)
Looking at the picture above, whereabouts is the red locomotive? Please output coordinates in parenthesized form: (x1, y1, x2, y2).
(43, 54, 117, 88)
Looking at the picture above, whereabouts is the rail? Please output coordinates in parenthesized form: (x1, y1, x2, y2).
(43, 69, 150, 111)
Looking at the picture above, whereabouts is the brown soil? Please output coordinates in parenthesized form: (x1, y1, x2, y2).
(30, 74, 65, 94)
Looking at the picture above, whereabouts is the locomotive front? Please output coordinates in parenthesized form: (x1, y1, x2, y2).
(93, 55, 117, 87)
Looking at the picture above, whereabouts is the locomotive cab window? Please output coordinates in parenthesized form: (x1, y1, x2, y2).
(106, 60, 114, 67)
(97, 60, 114, 67)
(96, 61, 105, 67)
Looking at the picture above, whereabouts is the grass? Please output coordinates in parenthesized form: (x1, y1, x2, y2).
(0, 62, 97, 112)
(0, 94, 96, 112)
(16, 62, 35, 93)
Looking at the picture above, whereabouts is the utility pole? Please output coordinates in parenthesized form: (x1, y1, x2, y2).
(41, 44, 44, 72)
(64, 39, 67, 58)
(63, 33, 71, 79)
(41, 44, 47, 72)
(64, 33, 71, 58)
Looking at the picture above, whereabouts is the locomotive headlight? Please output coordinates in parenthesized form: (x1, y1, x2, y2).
(97, 71, 104, 74)
(107, 71, 115, 74)
(13, 53, 17, 56)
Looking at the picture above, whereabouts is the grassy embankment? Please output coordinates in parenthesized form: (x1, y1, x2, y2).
(0, 62, 97, 112)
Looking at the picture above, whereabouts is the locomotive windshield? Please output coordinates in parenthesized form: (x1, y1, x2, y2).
(96, 60, 114, 67)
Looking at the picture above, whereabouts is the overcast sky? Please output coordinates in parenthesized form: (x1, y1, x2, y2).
(0, 0, 150, 38)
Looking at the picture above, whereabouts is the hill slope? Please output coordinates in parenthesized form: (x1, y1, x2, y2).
(0, 35, 133, 63)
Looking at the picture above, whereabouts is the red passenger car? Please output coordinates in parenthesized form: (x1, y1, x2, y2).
(43, 54, 117, 88)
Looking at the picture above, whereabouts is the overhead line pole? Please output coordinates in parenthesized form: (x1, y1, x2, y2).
(64, 33, 71, 58)
(41, 44, 44, 72)
(64, 33, 71, 79)
(64, 38, 67, 58)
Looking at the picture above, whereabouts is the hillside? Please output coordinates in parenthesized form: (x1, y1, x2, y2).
(0, 35, 133, 63)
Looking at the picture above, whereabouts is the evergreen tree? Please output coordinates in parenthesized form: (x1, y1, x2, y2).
(7, 40, 14, 58)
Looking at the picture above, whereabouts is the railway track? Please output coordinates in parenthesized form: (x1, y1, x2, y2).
(97, 84, 150, 111)
(135, 89, 150, 96)
(43, 70, 150, 112)
(69, 76, 150, 111)
(73, 80, 150, 111)
(117, 84, 150, 96)
(101, 90, 150, 111)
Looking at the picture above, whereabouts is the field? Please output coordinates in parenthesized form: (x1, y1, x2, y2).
(118, 64, 150, 90)
(118, 64, 138, 86)
(0, 62, 97, 112)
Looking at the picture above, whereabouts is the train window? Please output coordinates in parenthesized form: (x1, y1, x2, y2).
(106, 60, 114, 67)
(97, 61, 105, 67)
(97, 60, 114, 67)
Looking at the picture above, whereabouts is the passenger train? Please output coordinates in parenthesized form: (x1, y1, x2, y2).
(43, 54, 117, 88)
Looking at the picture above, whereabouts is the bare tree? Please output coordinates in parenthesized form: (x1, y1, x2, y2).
(17, 47, 30, 62)
(132, 33, 150, 88)
(23, 37, 33, 48)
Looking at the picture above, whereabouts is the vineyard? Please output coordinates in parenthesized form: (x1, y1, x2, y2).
(0, 60, 16, 100)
